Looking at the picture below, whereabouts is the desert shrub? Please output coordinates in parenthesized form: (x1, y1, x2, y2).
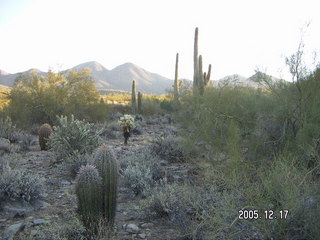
(108, 111, 123, 121)
(139, 98, 162, 115)
(63, 153, 93, 179)
(149, 136, 186, 163)
(49, 115, 101, 158)
(0, 116, 21, 143)
(15, 212, 88, 240)
(160, 99, 175, 112)
(0, 153, 20, 171)
(145, 115, 160, 125)
(131, 122, 143, 135)
(122, 151, 163, 196)
(144, 181, 216, 239)
(206, 153, 320, 240)
(108, 104, 131, 115)
(0, 139, 20, 154)
(0, 166, 44, 202)
(18, 132, 37, 151)
(97, 121, 121, 140)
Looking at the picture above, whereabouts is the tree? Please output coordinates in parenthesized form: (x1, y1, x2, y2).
(6, 69, 106, 127)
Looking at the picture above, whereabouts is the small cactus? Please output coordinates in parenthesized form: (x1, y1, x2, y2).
(75, 164, 103, 233)
(38, 123, 53, 150)
(93, 144, 118, 225)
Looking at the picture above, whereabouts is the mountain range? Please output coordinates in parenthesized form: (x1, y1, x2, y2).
(0, 61, 284, 94)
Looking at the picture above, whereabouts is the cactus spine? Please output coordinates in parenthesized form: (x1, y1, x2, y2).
(75, 164, 103, 233)
(173, 53, 182, 102)
(38, 123, 53, 150)
(192, 27, 212, 96)
(137, 91, 142, 114)
(131, 80, 137, 115)
(93, 144, 118, 225)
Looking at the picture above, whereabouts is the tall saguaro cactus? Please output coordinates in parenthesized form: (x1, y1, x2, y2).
(131, 80, 137, 114)
(173, 53, 182, 102)
(192, 27, 212, 96)
(193, 27, 199, 95)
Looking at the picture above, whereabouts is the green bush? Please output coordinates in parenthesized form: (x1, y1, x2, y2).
(49, 115, 101, 158)
(5, 69, 107, 127)
(175, 67, 320, 239)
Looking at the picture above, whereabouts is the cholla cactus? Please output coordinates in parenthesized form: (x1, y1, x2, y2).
(119, 114, 135, 128)
(49, 115, 101, 157)
(119, 115, 135, 145)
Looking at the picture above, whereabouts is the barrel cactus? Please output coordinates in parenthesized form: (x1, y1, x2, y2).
(75, 164, 103, 233)
(93, 144, 118, 225)
(38, 123, 53, 150)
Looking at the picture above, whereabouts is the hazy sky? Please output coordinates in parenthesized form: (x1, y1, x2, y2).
(1, 0, 320, 80)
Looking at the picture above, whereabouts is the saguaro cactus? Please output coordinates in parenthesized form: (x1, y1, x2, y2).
(75, 164, 103, 232)
(38, 123, 53, 150)
(93, 144, 118, 225)
(193, 27, 199, 95)
(137, 91, 143, 114)
(131, 80, 137, 114)
(198, 55, 205, 96)
(173, 53, 182, 102)
(192, 27, 212, 96)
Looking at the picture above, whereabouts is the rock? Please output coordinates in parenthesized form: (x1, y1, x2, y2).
(0, 218, 7, 223)
(125, 223, 140, 233)
(137, 233, 147, 239)
(61, 180, 71, 185)
(160, 160, 168, 166)
(140, 222, 154, 228)
(32, 219, 50, 226)
(0, 137, 10, 145)
(32, 199, 51, 209)
(3, 201, 34, 216)
(30, 230, 38, 236)
(39, 193, 48, 198)
(3, 222, 25, 239)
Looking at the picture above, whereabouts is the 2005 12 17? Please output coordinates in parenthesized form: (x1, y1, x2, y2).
(238, 209, 289, 220)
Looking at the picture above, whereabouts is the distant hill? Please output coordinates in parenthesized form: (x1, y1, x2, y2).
(71, 61, 173, 94)
(0, 62, 286, 94)
(214, 72, 285, 88)
(0, 68, 45, 87)
(0, 62, 173, 94)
